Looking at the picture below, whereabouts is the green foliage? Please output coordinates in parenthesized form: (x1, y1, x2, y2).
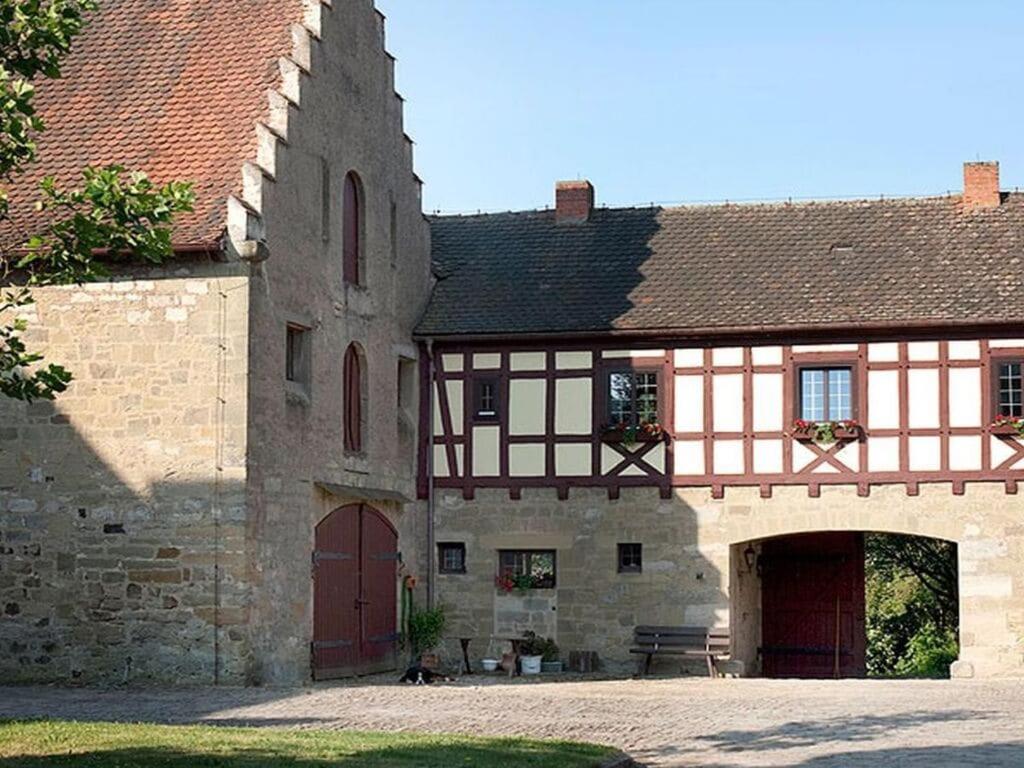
(0, 1, 193, 402)
(0, 719, 618, 767)
(865, 533, 959, 678)
(517, 631, 558, 660)
(540, 637, 560, 662)
(408, 605, 446, 655)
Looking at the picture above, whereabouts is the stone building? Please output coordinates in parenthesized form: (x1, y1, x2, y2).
(419, 170, 1024, 679)
(2, 2, 1023, 686)
(1, 0, 431, 685)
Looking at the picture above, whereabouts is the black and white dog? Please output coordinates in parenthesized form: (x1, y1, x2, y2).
(398, 664, 453, 685)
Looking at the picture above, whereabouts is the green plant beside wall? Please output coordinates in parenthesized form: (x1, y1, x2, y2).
(408, 605, 446, 659)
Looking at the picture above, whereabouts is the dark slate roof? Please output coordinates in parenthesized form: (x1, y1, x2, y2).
(417, 195, 1024, 338)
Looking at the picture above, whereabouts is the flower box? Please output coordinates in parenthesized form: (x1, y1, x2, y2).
(599, 428, 667, 444)
(791, 420, 862, 444)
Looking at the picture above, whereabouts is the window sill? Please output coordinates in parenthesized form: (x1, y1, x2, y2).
(284, 381, 311, 407)
(991, 424, 1024, 437)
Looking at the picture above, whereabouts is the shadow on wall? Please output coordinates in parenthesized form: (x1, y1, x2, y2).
(0, 396, 251, 686)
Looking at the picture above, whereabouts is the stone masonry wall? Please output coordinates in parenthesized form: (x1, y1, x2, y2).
(0, 265, 251, 684)
(433, 483, 1024, 678)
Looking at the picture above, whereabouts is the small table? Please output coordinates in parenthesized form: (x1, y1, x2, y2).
(458, 638, 473, 674)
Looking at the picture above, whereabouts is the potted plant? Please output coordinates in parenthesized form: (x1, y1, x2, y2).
(518, 631, 545, 675)
(991, 414, 1024, 438)
(540, 637, 562, 674)
(408, 604, 446, 669)
(792, 418, 861, 444)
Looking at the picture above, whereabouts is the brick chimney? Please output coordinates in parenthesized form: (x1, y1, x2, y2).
(963, 161, 1000, 211)
(555, 180, 594, 223)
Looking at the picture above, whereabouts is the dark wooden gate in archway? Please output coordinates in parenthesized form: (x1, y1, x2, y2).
(312, 503, 399, 680)
(761, 531, 866, 678)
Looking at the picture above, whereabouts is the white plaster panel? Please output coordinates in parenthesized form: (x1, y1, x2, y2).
(432, 444, 449, 478)
(909, 436, 941, 471)
(712, 347, 744, 367)
(907, 341, 939, 361)
(833, 441, 860, 471)
(868, 370, 899, 429)
(792, 441, 817, 473)
(752, 346, 783, 366)
(555, 377, 592, 435)
(674, 348, 704, 367)
(432, 384, 443, 434)
(752, 373, 783, 432)
(472, 425, 500, 477)
(713, 440, 744, 474)
(601, 444, 622, 474)
(508, 379, 545, 435)
(674, 375, 704, 432)
(868, 437, 900, 472)
(811, 463, 839, 474)
(645, 443, 666, 473)
(868, 343, 900, 362)
(948, 340, 980, 360)
(555, 443, 591, 476)
(603, 349, 664, 359)
(674, 440, 704, 474)
(472, 353, 501, 370)
(441, 353, 464, 372)
(555, 351, 592, 369)
(991, 436, 1017, 469)
(948, 367, 982, 428)
(989, 338, 1024, 348)
(908, 369, 939, 428)
(713, 374, 744, 432)
(509, 351, 546, 371)
(949, 435, 982, 471)
(753, 439, 782, 473)
(445, 380, 464, 435)
(793, 343, 858, 353)
(509, 443, 545, 476)
(619, 464, 647, 477)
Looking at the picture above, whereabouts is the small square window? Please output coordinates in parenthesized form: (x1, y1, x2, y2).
(618, 543, 642, 574)
(285, 324, 311, 394)
(474, 378, 499, 421)
(498, 549, 556, 588)
(798, 366, 853, 421)
(996, 360, 1023, 418)
(438, 542, 466, 574)
(607, 370, 659, 427)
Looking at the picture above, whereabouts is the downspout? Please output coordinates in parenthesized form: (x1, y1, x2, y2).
(425, 338, 436, 609)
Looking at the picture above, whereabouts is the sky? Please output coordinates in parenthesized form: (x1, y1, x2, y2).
(375, 1, 1024, 215)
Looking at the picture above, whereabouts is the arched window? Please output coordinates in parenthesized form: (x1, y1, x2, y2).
(344, 343, 365, 452)
(342, 171, 362, 285)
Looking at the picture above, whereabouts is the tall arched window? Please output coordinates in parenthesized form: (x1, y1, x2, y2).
(344, 343, 365, 452)
(342, 171, 362, 285)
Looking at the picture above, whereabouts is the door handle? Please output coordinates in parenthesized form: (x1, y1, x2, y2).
(355, 598, 370, 608)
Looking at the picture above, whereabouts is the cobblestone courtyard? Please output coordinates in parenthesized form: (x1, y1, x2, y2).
(2, 677, 1023, 766)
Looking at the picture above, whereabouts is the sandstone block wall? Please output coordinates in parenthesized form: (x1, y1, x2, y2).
(1, 266, 252, 684)
(433, 483, 1024, 678)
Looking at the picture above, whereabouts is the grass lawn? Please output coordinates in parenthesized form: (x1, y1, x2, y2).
(0, 720, 618, 767)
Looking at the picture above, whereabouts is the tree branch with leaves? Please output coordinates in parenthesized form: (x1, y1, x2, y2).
(1, 0, 194, 402)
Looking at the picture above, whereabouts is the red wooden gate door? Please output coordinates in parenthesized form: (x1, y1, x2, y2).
(312, 503, 399, 680)
(761, 531, 866, 678)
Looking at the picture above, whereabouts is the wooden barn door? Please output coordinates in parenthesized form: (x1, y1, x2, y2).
(312, 503, 398, 680)
(761, 532, 866, 678)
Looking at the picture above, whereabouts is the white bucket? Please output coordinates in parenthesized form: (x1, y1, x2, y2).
(481, 658, 499, 672)
(520, 655, 543, 675)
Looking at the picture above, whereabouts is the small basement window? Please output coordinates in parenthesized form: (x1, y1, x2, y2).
(498, 549, 556, 589)
(474, 378, 499, 421)
(438, 542, 466, 574)
(798, 366, 853, 421)
(618, 543, 642, 574)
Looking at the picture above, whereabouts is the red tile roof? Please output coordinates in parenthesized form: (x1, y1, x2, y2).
(3, 0, 306, 249)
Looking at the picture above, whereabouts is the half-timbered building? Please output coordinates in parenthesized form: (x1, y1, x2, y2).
(417, 167, 1024, 678)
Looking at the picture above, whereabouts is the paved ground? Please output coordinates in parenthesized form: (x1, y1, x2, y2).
(3, 675, 1024, 766)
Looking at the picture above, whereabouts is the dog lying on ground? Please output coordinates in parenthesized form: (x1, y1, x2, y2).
(398, 664, 453, 685)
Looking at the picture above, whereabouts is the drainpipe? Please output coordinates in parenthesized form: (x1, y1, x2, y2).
(425, 338, 436, 609)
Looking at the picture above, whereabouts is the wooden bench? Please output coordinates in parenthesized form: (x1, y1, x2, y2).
(630, 625, 730, 677)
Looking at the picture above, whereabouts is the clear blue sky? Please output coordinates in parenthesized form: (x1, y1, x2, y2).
(376, 1, 1023, 214)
